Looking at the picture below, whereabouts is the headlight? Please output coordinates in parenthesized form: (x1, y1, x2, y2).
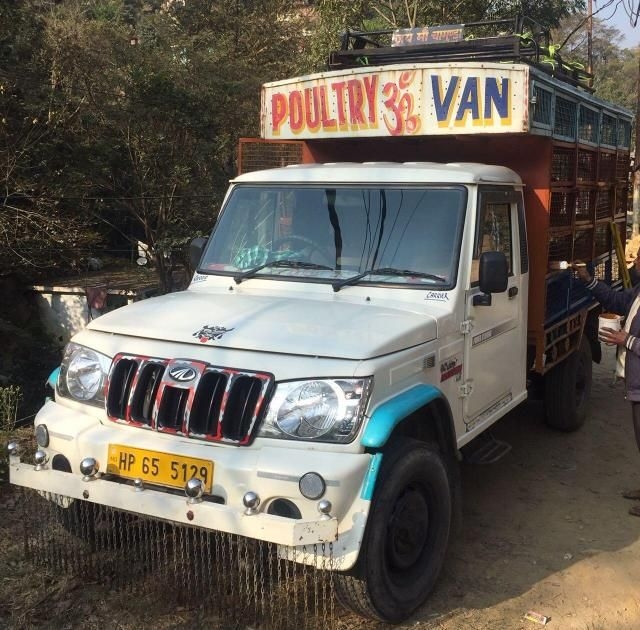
(258, 378, 372, 443)
(57, 342, 111, 407)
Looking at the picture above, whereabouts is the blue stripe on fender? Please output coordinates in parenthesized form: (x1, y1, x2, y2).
(361, 384, 442, 448)
(47, 366, 60, 390)
(360, 452, 383, 500)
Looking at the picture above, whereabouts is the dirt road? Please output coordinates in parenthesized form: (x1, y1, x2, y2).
(408, 345, 640, 630)
(2, 346, 640, 629)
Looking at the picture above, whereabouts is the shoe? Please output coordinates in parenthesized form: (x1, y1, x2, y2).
(629, 504, 640, 517)
(621, 489, 640, 500)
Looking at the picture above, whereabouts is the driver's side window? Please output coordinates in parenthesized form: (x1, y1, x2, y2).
(471, 201, 513, 286)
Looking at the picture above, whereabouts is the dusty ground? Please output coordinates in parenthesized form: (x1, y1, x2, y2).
(411, 346, 640, 630)
(2, 346, 640, 629)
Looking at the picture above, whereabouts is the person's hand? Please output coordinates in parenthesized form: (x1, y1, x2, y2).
(599, 327, 628, 346)
(572, 262, 592, 283)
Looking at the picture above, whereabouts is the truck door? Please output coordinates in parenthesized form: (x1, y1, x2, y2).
(462, 188, 528, 434)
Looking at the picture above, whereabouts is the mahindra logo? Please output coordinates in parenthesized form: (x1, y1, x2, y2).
(168, 366, 197, 382)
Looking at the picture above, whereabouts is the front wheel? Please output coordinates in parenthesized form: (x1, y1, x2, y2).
(544, 336, 593, 432)
(335, 439, 452, 623)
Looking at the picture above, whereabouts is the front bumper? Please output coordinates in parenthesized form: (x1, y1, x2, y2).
(9, 458, 337, 547)
(10, 401, 375, 564)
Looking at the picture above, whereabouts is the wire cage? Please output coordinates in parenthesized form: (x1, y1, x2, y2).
(595, 188, 614, 221)
(532, 85, 553, 126)
(577, 149, 597, 184)
(238, 140, 304, 175)
(616, 153, 631, 182)
(616, 185, 630, 218)
(600, 114, 618, 148)
(598, 151, 616, 183)
(549, 190, 574, 228)
(574, 189, 594, 223)
(548, 231, 573, 262)
(554, 98, 578, 140)
(573, 227, 593, 262)
(13, 489, 337, 630)
(551, 147, 576, 184)
(594, 222, 611, 257)
(578, 105, 599, 145)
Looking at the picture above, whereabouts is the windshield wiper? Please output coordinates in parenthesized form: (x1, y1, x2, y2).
(332, 267, 446, 292)
(234, 259, 332, 284)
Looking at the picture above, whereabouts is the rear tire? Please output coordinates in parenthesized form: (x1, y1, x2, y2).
(335, 439, 452, 623)
(544, 337, 593, 432)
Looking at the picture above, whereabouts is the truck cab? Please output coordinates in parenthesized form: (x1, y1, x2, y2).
(192, 162, 528, 441)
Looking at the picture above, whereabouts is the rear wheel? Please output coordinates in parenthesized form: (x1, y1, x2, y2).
(544, 336, 593, 432)
(335, 439, 452, 623)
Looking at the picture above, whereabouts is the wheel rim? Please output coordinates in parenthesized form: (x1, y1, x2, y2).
(386, 483, 430, 574)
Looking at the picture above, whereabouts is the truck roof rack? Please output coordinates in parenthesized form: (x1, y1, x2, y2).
(328, 15, 593, 92)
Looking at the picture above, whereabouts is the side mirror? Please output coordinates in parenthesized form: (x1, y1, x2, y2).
(474, 251, 508, 306)
(189, 237, 208, 271)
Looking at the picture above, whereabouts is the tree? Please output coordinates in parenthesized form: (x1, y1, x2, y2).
(2, 0, 310, 291)
(551, 14, 637, 110)
(302, 0, 586, 72)
(0, 1, 101, 279)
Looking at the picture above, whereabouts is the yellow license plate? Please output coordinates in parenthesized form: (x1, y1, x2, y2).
(106, 445, 213, 493)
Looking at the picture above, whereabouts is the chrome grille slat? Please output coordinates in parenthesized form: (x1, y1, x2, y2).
(224, 375, 263, 442)
(157, 386, 189, 432)
(189, 371, 227, 436)
(130, 363, 165, 425)
(107, 358, 138, 419)
(106, 355, 272, 445)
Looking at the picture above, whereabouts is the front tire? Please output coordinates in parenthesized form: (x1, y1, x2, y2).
(335, 439, 452, 623)
(544, 336, 593, 432)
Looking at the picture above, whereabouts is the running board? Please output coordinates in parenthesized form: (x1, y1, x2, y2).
(464, 432, 512, 465)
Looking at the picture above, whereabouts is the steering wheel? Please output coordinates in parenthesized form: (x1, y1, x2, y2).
(271, 234, 333, 266)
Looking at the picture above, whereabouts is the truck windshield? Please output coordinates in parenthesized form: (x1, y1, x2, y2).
(200, 185, 467, 287)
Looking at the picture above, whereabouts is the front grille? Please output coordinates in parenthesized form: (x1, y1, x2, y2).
(106, 355, 273, 445)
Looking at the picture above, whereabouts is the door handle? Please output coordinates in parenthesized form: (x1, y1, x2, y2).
(508, 286, 518, 299)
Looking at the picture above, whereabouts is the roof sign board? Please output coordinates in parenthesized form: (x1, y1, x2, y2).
(391, 25, 464, 47)
(261, 63, 529, 140)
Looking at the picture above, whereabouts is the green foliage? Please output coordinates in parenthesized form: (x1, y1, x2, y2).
(0, 1, 105, 278)
(0, 0, 628, 292)
(1, 0, 308, 290)
(301, 0, 586, 72)
(552, 14, 637, 110)
(0, 386, 21, 434)
(0, 385, 22, 480)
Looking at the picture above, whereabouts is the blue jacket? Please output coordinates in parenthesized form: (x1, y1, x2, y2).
(586, 278, 640, 401)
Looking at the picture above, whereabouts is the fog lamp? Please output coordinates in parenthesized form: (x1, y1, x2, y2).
(35, 424, 49, 447)
(299, 472, 326, 500)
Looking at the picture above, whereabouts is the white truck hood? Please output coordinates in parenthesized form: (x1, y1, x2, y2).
(87, 290, 437, 360)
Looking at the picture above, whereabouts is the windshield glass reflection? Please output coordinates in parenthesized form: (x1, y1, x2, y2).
(200, 185, 467, 287)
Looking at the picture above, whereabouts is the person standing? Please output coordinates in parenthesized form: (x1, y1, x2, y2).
(575, 255, 640, 516)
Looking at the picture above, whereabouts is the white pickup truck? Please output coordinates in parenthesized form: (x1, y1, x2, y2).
(9, 33, 633, 624)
